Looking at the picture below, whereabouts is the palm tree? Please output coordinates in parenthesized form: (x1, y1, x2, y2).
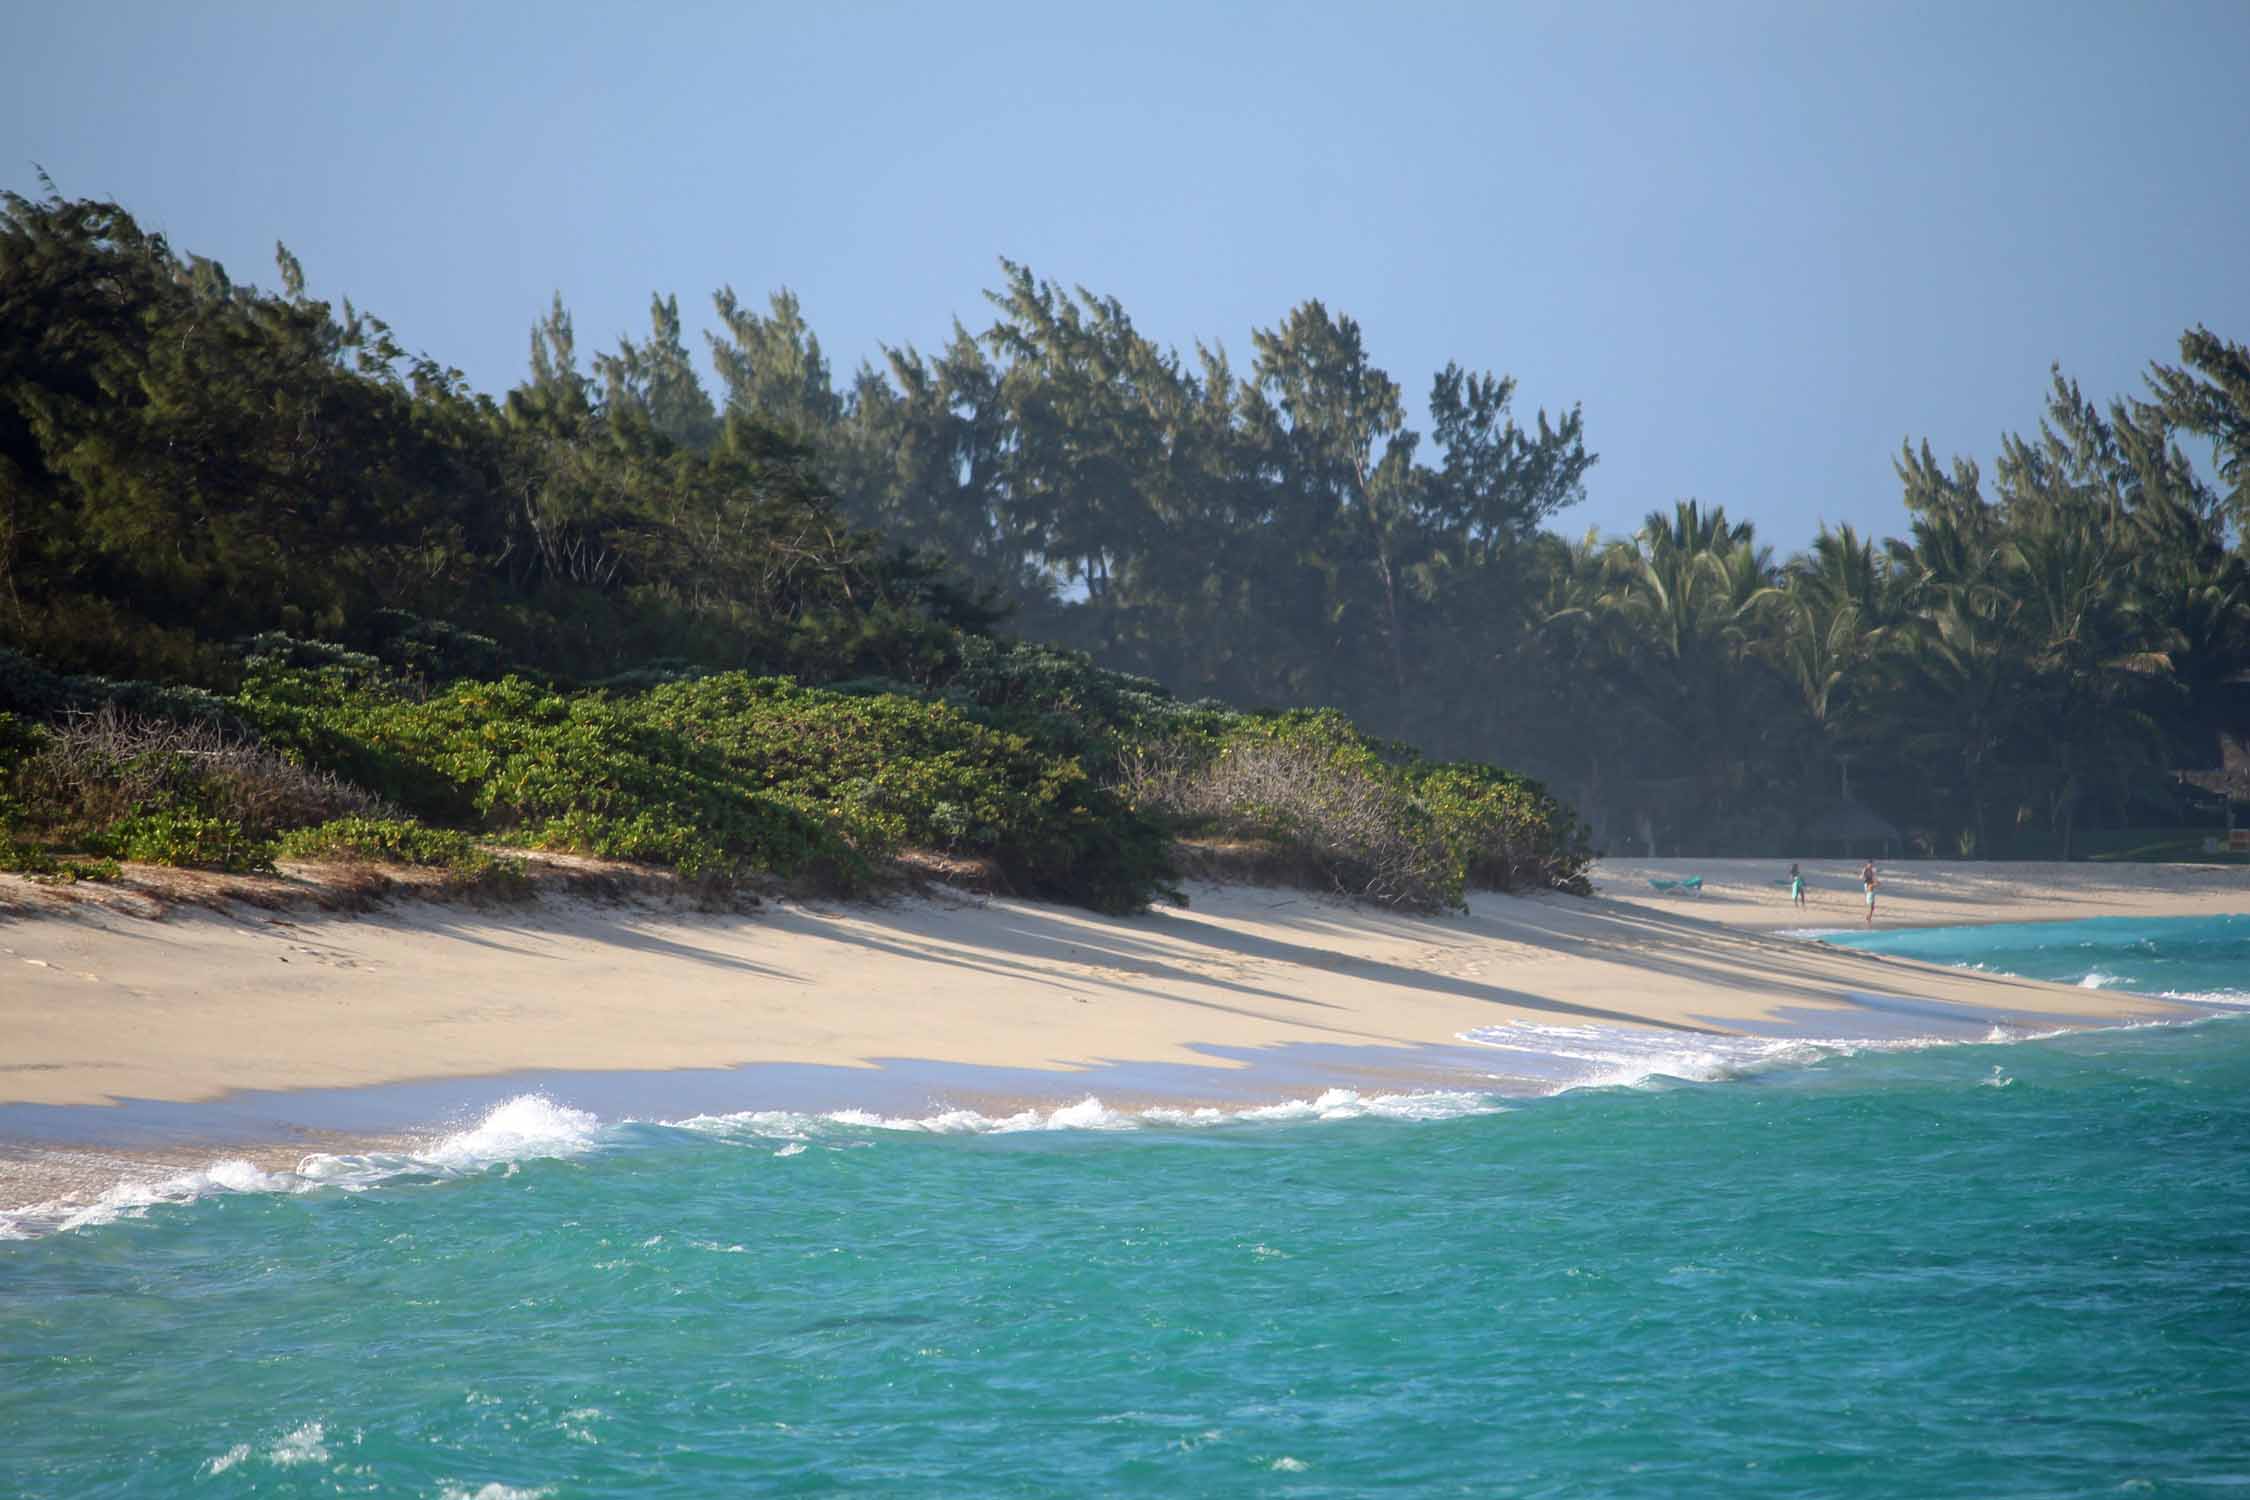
(1774, 525, 1897, 747)
(1582, 505, 1790, 850)
(1890, 587, 2029, 856)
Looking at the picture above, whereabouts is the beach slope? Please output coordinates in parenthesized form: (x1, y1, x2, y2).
(3, 858, 2237, 1113)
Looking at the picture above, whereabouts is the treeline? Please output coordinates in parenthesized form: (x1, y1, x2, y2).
(0, 195, 995, 689)
(6, 188, 2247, 869)
(576, 266, 2250, 859)
(0, 192, 1590, 909)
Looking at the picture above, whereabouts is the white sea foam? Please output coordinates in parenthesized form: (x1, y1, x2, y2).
(416, 1095, 603, 1169)
(202, 1444, 251, 1476)
(0, 1094, 602, 1238)
(196, 1426, 336, 1477)
(1, 1086, 1516, 1237)
(2164, 988, 2250, 1009)
(1455, 1018, 2056, 1090)
(269, 1421, 329, 1466)
(21, 1158, 298, 1237)
(667, 1087, 1502, 1143)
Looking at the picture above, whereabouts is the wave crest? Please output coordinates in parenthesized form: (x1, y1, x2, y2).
(669, 1087, 1505, 1143)
(1456, 1019, 2050, 1090)
(0, 1094, 601, 1238)
(3, 1088, 1508, 1237)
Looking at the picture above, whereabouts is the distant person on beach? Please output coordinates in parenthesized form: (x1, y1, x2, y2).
(1860, 859, 1878, 924)
(1789, 862, 1805, 908)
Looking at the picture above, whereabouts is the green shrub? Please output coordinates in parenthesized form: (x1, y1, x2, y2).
(1123, 716, 1458, 909)
(0, 837, 122, 882)
(0, 649, 240, 732)
(234, 669, 871, 893)
(639, 673, 1178, 910)
(360, 611, 507, 684)
(1414, 763, 1594, 896)
(277, 816, 482, 866)
(231, 667, 1180, 910)
(0, 835, 54, 876)
(278, 816, 530, 896)
(57, 855, 123, 882)
(1123, 711, 1592, 907)
(9, 707, 389, 848)
(937, 637, 1230, 772)
(97, 808, 277, 872)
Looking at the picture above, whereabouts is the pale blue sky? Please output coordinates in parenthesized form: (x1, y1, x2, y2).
(9, 0, 2247, 549)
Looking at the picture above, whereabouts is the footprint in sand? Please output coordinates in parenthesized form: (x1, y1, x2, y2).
(279, 941, 365, 971)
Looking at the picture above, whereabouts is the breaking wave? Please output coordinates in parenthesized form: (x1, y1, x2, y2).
(1457, 1017, 2059, 1091)
(0, 1088, 1505, 1238)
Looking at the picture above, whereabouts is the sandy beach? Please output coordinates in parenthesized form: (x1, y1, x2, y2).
(2, 857, 2243, 1214)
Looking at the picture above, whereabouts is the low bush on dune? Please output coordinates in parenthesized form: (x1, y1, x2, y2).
(0, 648, 241, 734)
(277, 817, 530, 898)
(1123, 725, 1455, 908)
(1, 639, 1590, 912)
(277, 817, 489, 867)
(935, 637, 1230, 774)
(1415, 763, 1595, 898)
(637, 673, 1178, 912)
(1, 706, 377, 875)
(0, 843, 122, 882)
(231, 663, 1178, 910)
(0, 730, 124, 881)
(94, 807, 274, 873)
(1120, 710, 1591, 910)
(19, 705, 388, 835)
(238, 668, 868, 890)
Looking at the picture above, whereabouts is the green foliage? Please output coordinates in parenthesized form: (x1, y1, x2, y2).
(712, 249, 2249, 860)
(237, 670, 857, 886)
(277, 816, 530, 895)
(0, 649, 240, 731)
(220, 665, 1186, 909)
(936, 637, 1228, 771)
(0, 838, 121, 882)
(96, 808, 276, 873)
(638, 673, 1180, 911)
(0, 191, 975, 690)
(1122, 710, 1595, 908)
(1413, 763, 1594, 897)
(25, 183, 2066, 894)
(277, 815, 479, 866)
(361, 611, 508, 685)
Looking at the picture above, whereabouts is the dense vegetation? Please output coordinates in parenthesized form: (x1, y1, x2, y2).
(0, 191, 1590, 910)
(5, 187, 2243, 879)
(590, 267, 2250, 859)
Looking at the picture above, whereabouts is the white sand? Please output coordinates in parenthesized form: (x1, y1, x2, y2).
(2, 858, 2239, 1112)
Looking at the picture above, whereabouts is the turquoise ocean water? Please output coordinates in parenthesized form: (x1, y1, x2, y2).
(4, 915, 2248, 1497)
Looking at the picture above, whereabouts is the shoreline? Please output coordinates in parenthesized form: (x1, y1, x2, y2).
(2, 857, 2241, 1227)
